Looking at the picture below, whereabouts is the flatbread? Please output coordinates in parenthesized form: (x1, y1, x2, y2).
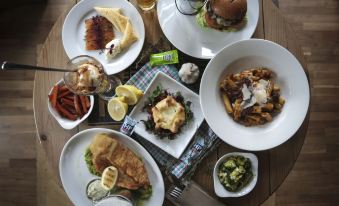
(94, 7, 128, 33)
(120, 20, 138, 50)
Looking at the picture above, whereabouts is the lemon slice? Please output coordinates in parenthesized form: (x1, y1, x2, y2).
(101, 166, 118, 190)
(115, 85, 143, 105)
(107, 97, 128, 121)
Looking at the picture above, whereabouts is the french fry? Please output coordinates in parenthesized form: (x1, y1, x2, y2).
(61, 98, 75, 107)
(61, 103, 76, 115)
(222, 93, 233, 114)
(56, 102, 77, 120)
(74, 95, 83, 116)
(79, 95, 88, 114)
(84, 96, 91, 108)
(50, 85, 58, 108)
(64, 95, 74, 101)
(58, 90, 71, 98)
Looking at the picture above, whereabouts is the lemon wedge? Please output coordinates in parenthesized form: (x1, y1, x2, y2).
(107, 96, 128, 121)
(101, 166, 118, 190)
(115, 85, 143, 105)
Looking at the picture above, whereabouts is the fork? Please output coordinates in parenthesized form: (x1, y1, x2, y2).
(166, 181, 225, 206)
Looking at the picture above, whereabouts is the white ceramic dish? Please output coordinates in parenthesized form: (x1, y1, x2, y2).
(200, 39, 310, 151)
(157, 0, 259, 59)
(213, 152, 258, 197)
(59, 128, 165, 206)
(62, 0, 145, 75)
(129, 72, 205, 159)
(47, 79, 94, 130)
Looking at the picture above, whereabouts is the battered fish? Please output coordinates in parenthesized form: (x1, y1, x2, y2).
(89, 133, 150, 190)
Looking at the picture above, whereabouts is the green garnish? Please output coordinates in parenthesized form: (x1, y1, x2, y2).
(217, 155, 253, 192)
(84, 148, 101, 176)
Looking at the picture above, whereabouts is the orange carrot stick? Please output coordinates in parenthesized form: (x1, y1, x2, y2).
(79, 96, 88, 114)
(59, 85, 69, 92)
(50, 85, 58, 108)
(84, 96, 91, 108)
(74, 95, 82, 116)
(61, 98, 75, 107)
(58, 90, 71, 98)
(56, 102, 77, 120)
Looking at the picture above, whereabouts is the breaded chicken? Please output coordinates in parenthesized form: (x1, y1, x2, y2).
(89, 133, 150, 190)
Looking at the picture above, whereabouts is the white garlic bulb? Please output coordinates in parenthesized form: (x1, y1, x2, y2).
(178, 63, 200, 84)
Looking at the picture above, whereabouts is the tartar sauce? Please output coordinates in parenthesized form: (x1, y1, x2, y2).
(87, 179, 109, 201)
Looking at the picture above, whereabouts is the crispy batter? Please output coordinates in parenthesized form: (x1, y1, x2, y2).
(89, 133, 150, 190)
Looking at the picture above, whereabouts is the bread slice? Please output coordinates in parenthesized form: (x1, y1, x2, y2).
(94, 7, 128, 33)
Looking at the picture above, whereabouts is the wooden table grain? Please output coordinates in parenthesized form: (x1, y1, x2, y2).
(33, 0, 310, 205)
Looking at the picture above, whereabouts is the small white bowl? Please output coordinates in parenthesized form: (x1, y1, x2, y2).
(213, 152, 258, 198)
(47, 79, 94, 130)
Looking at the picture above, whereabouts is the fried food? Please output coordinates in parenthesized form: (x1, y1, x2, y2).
(89, 133, 150, 190)
(85, 16, 114, 50)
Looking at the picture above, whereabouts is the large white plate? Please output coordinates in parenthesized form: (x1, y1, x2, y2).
(59, 128, 164, 206)
(129, 72, 205, 159)
(157, 0, 259, 59)
(200, 39, 310, 151)
(62, 0, 145, 75)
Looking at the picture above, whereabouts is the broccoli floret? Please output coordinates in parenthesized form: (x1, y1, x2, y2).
(224, 159, 237, 169)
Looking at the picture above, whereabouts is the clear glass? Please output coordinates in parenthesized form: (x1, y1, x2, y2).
(175, 0, 206, 15)
(137, 0, 156, 11)
(63, 55, 121, 101)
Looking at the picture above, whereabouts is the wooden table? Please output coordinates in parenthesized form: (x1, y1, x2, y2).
(33, 0, 310, 205)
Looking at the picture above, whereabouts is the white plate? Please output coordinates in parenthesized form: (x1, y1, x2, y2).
(213, 152, 258, 197)
(200, 39, 310, 151)
(157, 0, 259, 59)
(47, 79, 94, 130)
(129, 72, 205, 159)
(59, 128, 164, 206)
(62, 0, 145, 75)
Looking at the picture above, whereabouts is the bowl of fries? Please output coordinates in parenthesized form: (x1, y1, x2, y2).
(48, 79, 94, 130)
(200, 39, 310, 151)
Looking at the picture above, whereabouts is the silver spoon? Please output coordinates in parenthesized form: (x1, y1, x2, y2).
(1, 61, 77, 72)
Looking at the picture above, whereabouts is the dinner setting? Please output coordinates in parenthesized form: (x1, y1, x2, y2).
(3, 0, 313, 205)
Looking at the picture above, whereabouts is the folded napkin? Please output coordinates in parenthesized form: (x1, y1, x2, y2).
(122, 63, 221, 182)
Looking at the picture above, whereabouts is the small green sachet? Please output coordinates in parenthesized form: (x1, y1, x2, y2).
(150, 50, 179, 66)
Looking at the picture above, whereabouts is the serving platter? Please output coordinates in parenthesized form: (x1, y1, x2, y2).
(59, 128, 164, 206)
(157, 0, 259, 59)
(200, 39, 310, 151)
(129, 72, 205, 159)
(62, 0, 145, 75)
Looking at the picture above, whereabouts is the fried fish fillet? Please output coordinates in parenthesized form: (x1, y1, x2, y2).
(89, 133, 150, 190)
(85, 16, 114, 50)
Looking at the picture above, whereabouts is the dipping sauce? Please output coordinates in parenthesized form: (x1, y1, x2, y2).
(87, 179, 109, 201)
(95, 196, 133, 206)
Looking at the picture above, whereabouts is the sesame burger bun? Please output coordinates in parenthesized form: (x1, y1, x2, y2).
(211, 0, 247, 21)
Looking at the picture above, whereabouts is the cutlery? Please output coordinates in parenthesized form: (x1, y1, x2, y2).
(1, 61, 77, 72)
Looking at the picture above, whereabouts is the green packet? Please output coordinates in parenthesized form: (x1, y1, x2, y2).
(150, 50, 179, 67)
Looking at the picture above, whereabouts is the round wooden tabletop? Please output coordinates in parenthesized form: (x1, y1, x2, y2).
(33, 0, 310, 205)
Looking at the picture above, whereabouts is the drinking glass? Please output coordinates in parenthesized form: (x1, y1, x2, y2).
(175, 0, 206, 15)
(137, 0, 156, 11)
(63, 55, 121, 101)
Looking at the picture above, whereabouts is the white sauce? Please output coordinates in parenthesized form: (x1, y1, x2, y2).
(95, 196, 133, 206)
(104, 39, 122, 60)
(87, 179, 108, 201)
